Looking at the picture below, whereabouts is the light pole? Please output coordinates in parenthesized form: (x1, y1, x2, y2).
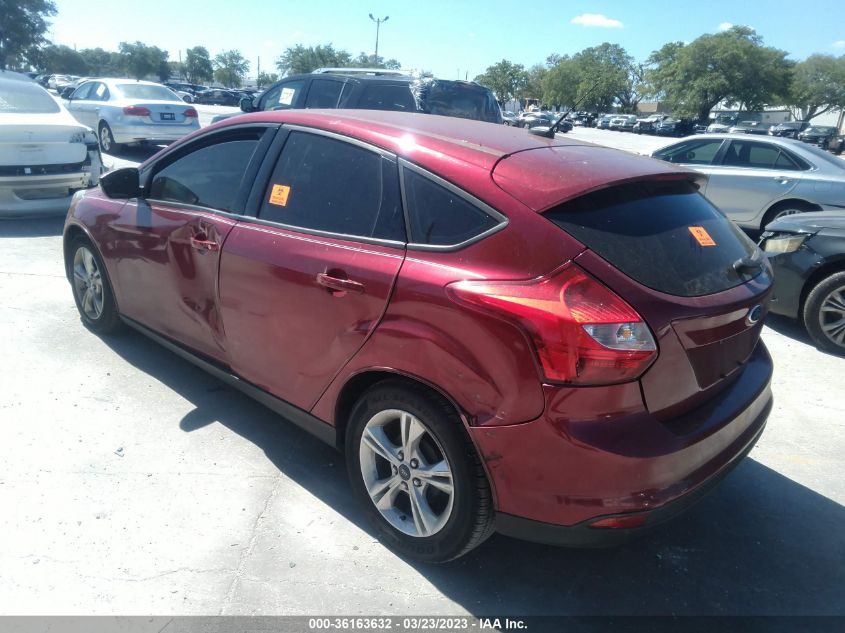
(368, 13, 389, 66)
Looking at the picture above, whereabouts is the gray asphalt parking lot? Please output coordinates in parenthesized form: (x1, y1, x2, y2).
(0, 124, 842, 618)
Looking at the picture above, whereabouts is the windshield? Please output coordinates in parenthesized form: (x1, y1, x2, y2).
(0, 81, 61, 114)
(116, 84, 180, 101)
(806, 127, 836, 134)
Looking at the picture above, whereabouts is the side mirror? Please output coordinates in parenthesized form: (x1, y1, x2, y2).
(240, 97, 255, 113)
(100, 167, 140, 199)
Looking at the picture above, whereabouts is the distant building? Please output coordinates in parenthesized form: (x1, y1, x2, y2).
(637, 101, 668, 115)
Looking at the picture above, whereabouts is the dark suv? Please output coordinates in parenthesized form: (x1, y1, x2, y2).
(211, 71, 503, 125)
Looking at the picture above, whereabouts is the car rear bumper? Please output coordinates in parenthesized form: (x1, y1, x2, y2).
(111, 122, 199, 144)
(0, 173, 92, 217)
(470, 341, 773, 543)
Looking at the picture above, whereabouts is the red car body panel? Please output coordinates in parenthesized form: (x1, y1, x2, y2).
(65, 109, 774, 539)
(217, 221, 405, 411)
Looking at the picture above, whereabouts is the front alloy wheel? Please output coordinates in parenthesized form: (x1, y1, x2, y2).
(805, 272, 845, 355)
(73, 246, 104, 320)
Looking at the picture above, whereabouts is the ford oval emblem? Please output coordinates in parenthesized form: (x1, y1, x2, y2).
(746, 305, 763, 326)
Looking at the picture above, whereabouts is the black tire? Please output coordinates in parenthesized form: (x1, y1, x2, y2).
(98, 122, 121, 154)
(803, 271, 845, 355)
(67, 236, 123, 334)
(345, 380, 494, 563)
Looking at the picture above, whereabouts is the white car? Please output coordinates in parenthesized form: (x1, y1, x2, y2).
(63, 79, 200, 153)
(0, 71, 102, 218)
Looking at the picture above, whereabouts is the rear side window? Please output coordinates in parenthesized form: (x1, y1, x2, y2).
(357, 85, 416, 111)
(149, 137, 260, 212)
(403, 169, 500, 246)
(546, 180, 759, 297)
(653, 139, 724, 165)
(305, 79, 344, 108)
(258, 132, 405, 242)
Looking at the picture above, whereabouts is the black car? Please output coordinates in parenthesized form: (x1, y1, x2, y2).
(827, 135, 845, 156)
(797, 126, 839, 149)
(769, 121, 810, 139)
(761, 211, 845, 354)
(729, 121, 772, 135)
(655, 118, 697, 137)
(194, 88, 241, 106)
(214, 72, 503, 125)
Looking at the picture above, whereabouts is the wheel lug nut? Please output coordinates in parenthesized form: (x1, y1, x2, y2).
(401, 481, 408, 490)
(409, 458, 419, 468)
(413, 478, 421, 487)
(397, 451, 404, 461)
(392, 465, 398, 474)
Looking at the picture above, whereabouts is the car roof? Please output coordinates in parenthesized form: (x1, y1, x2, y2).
(206, 109, 694, 210)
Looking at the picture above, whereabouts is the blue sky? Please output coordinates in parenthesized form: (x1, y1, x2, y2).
(50, 0, 845, 79)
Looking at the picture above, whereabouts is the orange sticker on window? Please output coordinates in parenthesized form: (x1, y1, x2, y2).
(689, 226, 716, 246)
(269, 184, 291, 206)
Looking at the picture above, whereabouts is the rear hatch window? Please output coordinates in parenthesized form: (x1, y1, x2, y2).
(545, 180, 760, 297)
(411, 79, 502, 123)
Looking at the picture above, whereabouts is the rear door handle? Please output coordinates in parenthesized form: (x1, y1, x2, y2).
(773, 177, 791, 185)
(190, 236, 219, 251)
(316, 273, 364, 294)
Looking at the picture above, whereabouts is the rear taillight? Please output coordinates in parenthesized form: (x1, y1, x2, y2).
(122, 106, 151, 117)
(447, 264, 657, 385)
(183, 108, 198, 118)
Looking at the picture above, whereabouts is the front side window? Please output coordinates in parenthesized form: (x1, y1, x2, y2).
(71, 82, 94, 100)
(257, 132, 404, 241)
(149, 135, 261, 212)
(262, 80, 304, 111)
(403, 170, 500, 246)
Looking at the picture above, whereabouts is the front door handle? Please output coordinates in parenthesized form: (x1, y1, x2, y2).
(316, 272, 364, 294)
(190, 236, 219, 251)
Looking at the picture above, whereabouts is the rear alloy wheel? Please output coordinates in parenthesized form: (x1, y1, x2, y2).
(804, 271, 845, 355)
(98, 122, 120, 153)
(68, 238, 122, 334)
(346, 381, 494, 562)
(762, 202, 813, 228)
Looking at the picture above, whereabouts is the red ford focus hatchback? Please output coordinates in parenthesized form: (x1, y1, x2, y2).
(63, 110, 773, 562)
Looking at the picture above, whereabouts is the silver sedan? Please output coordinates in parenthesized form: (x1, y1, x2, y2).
(651, 134, 845, 229)
(63, 79, 200, 153)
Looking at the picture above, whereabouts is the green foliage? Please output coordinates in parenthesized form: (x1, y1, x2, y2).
(645, 27, 791, 121)
(184, 46, 213, 84)
(0, 0, 56, 70)
(351, 52, 401, 69)
(788, 54, 845, 120)
(40, 44, 87, 75)
(474, 59, 527, 104)
(119, 41, 170, 81)
(276, 44, 351, 75)
(256, 71, 279, 89)
(78, 47, 122, 76)
(213, 49, 249, 87)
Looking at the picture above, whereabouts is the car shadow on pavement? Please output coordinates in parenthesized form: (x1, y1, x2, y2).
(102, 328, 845, 617)
(764, 315, 844, 359)
(0, 216, 65, 237)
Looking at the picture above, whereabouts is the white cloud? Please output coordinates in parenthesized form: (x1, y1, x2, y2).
(570, 13, 624, 29)
(717, 22, 733, 31)
(833, 40, 845, 48)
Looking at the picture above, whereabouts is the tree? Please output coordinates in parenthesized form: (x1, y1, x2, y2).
(119, 41, 169, 81)
(213, 49, 249, 87)
(787, 54, 845, 121)
(256, 71, 279, 88)
(542, 57, 578, 109)
(78, 48, 121, 76)
(184, 46, 213, 84)
(645, 27, 791, 121)
(0, 0, 56, 70)
(474, 59, 527, 106)
(350, 52, 401, 69)
(40, 44, 87, 75)
(276, 44, 351, 75)
(571, 43, 633, 112)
